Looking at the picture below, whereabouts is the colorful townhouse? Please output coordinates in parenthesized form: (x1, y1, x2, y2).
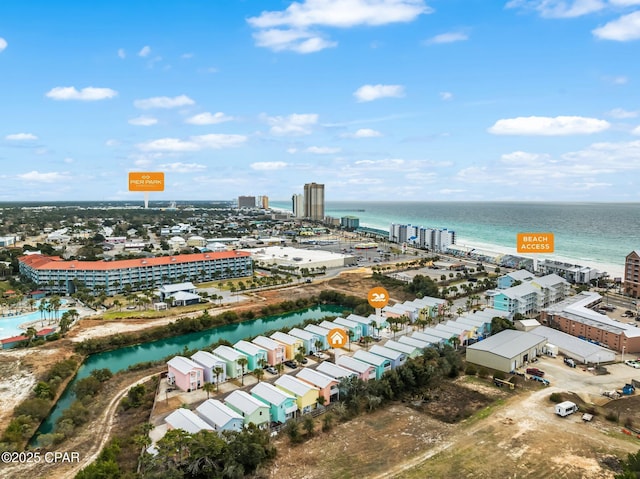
(296, 368, 340, 404)
(212, 345, 249, 380)
(275, 375, 320, 414)
(196, 399, 244, 433)
(191, 350, 228, 385)
(251, 381, 298, 423)
(251, 336, 286, 366)
(270, 331, 305, 359)
(336, 355, 376, 381)
(287, 328, 319, 354)
(316, 361, 358, 381)
(369, 345, 407, 369)
(383, 339, 421, 359)
(332, 317, 363, 341)
(167, 356, 204, 392)
(303, 324, 332, 350)
(224, 390, 270, 429)
(398, 335, 433, 352)
(353, 350, 392, 379)
(233, 340, 268, 371)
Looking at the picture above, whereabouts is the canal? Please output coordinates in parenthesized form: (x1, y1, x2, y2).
(36, 304, 345, 439)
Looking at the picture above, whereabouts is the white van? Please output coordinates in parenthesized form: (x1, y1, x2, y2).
(555, 401, 579, 417)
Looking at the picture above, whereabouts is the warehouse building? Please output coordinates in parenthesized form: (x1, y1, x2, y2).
(466, 330, 548, 373)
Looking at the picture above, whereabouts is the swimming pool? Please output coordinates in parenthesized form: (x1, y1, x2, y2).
(0, 302, 68, 340)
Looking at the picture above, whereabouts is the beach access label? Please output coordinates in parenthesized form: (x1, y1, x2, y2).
(128, 172, 165, 192)
(517, 232, 554, 253)
(368, 287, 390, 309)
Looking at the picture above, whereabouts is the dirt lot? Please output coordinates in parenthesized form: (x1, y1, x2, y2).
(268, 377, 640, 479)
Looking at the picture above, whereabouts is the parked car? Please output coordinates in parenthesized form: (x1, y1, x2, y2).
(526, 367, 545, 377)
(564, 358, 576, 368)
(299, 357, 308, 364)
(284, 360, 298, 369)
(311, 351, 326, 359)
(530, 375, 550, 386)
(625, 360, 640, 369)
(372, 335, 382, 342)
(265, 366, 278, 375)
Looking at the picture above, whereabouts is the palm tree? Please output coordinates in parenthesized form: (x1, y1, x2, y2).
(203, 382, 216, 399)
(213, 366, 224, 392)
(450, 335, 460, 350)
(237, 357, 248, 385)
(275, 363, 284, 376)
(253, 368, 264, 383)
(25, 326, 37, 346)
(347, 329, 354, 351)
(314, 339, 324, 354)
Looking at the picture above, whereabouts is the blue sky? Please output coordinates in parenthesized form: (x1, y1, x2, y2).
(1, 0, 639, 202)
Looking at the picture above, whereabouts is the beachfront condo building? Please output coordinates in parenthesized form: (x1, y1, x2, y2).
(624, 251, 640, 298)
(389, 223, 455, 252)
(292, 194, 305, 218)
(18, 251, 252, 295)
(536, 259, 604, 285)
(303, 182, 325, 220)
(238, 196, 256, 208)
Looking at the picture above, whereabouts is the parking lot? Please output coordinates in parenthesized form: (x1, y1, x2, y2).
(519, 354, 640, 405)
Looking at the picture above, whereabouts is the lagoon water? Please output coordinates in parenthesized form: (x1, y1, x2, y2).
(273, 201, 640, 277)
(36, 305, 344, 439)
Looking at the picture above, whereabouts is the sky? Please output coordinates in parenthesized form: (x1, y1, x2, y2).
(1, 0, 640, 202)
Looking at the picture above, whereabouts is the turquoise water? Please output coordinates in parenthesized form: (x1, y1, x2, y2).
(272, 201, 640, 274)
(0, 306, 68, 340)
(35, 304, 344, 439)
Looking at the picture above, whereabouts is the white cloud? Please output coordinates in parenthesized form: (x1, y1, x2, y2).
(248, 0, 431, 52)
(158, 162, 207, 173)
(264, 113, 319, 135)
(18, 171, 71, 183)
(0, 37, 7, 52)
(251, 161, 288, 170)
(287, 148, 298, 154)
(137, 133, 247, 152)
(105, 139, 119, 147)
(593, 11, 640, 41)
(341, 128, 383, 138)
(488, 115, 610, 135)
(439, 91, 453, 101)
(117, 48, 126, 59)
(607, 107, 638, 118)
(506, 0, 606, 18)
(501, 151, 551, 165)
(252, 29, 337, 53)
(63, 157, 74, 163)
(128, 116, 158, 126)
(426, 32, 469, 44)
(306, 146, 341, 154)
(353, 84, 405, 102)
(5, 133, 38, 141)
(46, 86, 118, 101)
(181, 53, 194, 59)
(632, 125, 640, 135)
(134, 95, 195, 109)
(139, 45, 151, 57)
(611, 75, 629, 84)
(185, 112, 233, 125)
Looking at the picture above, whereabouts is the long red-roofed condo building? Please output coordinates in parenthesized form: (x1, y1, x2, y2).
(18, 251, 252, 295)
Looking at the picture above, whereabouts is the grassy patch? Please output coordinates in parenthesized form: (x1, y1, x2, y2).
(100, 303, 211, 320)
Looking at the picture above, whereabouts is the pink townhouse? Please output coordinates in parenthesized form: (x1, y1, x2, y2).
(296, 368, 340, 404)
(251, 335, 286, 366)
(167, 356, 204, 392)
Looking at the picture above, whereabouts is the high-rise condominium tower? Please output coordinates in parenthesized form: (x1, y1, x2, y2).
(303, 183, 324, 220)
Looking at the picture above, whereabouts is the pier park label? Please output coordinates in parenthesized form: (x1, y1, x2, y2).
(128, 172, 165, 192)
(517, 232, 554, 253)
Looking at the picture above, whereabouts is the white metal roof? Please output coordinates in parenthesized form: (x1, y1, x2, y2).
(165, 408, 212, 434)
(383, 339, 419, 355)
(296, 367, 337, 389)
(336, 355, 373, 374)
(225, 390, 269, 415)
(275, 374, 319, 397)
(191, 350, 226, 369)
(271, 331, 303, 346)
(333, 317, 361, 330)
(316, 361, 357, 379)
(233, 340, 267, 357)
(529, 325, 616, 363)
(288, 328, 315, 342)
(252, 335, 284, 351)
(212, 345, 247, 362)
(369, 345, 404, 361)
(159, 282, 197, 293)
(398, 335, 432, 349)
(304, 324, 332, 337)
(251, 381, 295, 406)
(467, 330, 546, 359)
(354, 349, 391, 367)
(412, 331, 445, 343)
(167, 356, 202, 375)
(346, 313, 374, 325)
(196, 399, 242, 428)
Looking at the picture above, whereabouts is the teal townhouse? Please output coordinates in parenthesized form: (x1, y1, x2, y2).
(233, 340, 268, 371)
(346, 313, 387, 337)
(224, 390, 270, 429)
(434, 323, 467, 345)
(353, 350, 392, 379)
(251, 382, 298, 424)
(165, 408, 212, 434)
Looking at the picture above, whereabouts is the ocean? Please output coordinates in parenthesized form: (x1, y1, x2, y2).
(271, 201, 640, 278)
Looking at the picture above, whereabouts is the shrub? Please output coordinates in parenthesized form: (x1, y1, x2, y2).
(477, 367, 489, 379)
(465, 364, 477, 376)
(549, 392, 562, 403)
(493, 371, 506, 381)
(605, 412, 618, 423)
